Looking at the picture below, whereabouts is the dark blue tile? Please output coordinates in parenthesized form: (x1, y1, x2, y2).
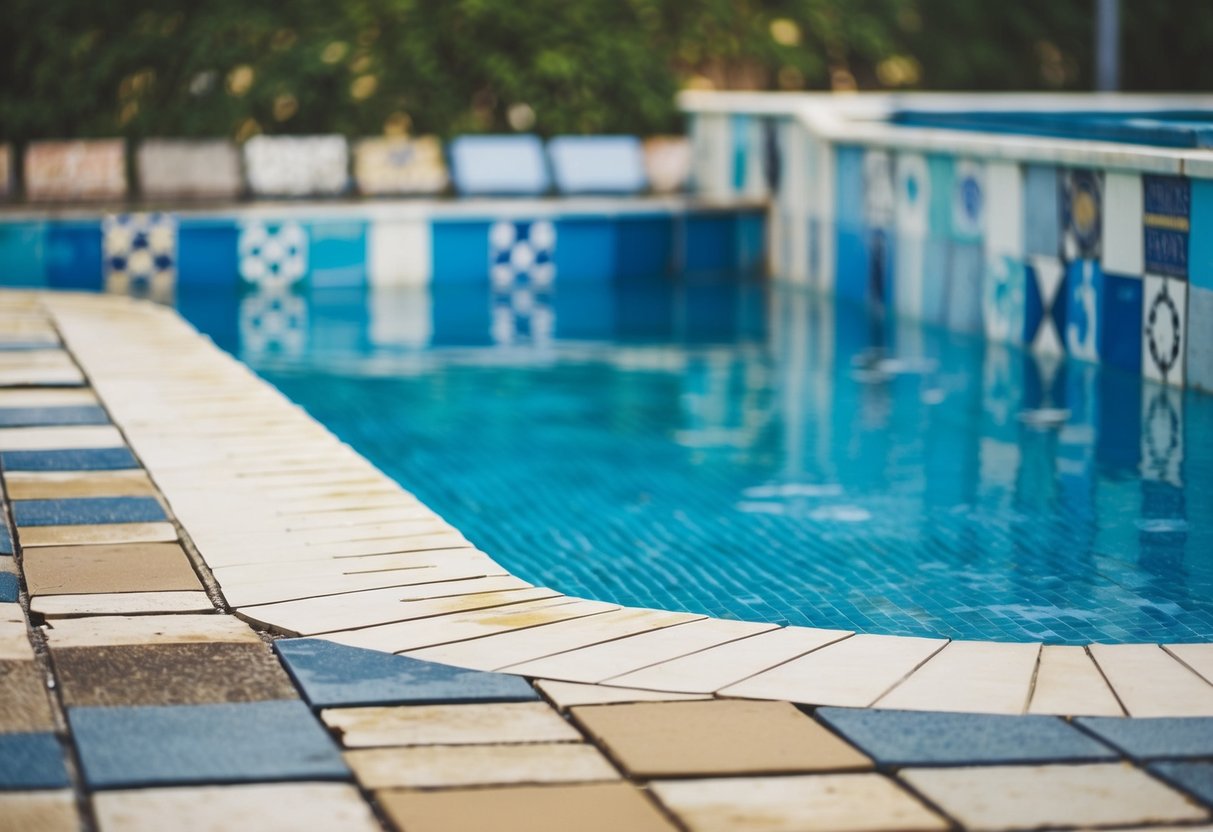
(1076, 717, 1213, 761)
(0, 572, 18, 602)
(0, 406, 109, 428)
(69, 700, 349, 789)
(1099, 272, 1144, 372)
(817, 708, 1118, 766)
(682, 214, 737, 275)
(431, 220, 491, 284)
(12, 497, 166, 527)
(45, 221, 104, 291)
(0, 522, 12, 556)
(614, 215, 673, 280)
(0, 448, 139, 472)
(1150, 761, 1213, 805)
(0, 733, 70, 790)
(274, 638, 538, 708)
(1144, 174, 1190, 279)
(177, 220, 239, 290)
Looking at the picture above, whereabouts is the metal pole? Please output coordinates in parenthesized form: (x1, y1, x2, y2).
(1095, 0, 1121, 92)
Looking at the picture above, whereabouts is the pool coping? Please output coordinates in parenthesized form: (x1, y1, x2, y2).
(21, 288, 1213, 719)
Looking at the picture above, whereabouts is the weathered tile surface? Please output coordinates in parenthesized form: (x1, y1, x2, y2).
(1076, 717, 1213, 761)
(23, 542, 201, 596)
(345, 743, 618, 789)
(537, 680, 710, 710)
(323, 702, 581, 748)
(0, 659, 55, 731)
(1028, 644, 1124, 716)
(0, 447, 139, 472)
(4, 470, 156, 500)
(0, 426, 123, 452)
(0, 732, 70, 789)
(0, 791, 79, 832)
(44, 614, 259, 648)
(18, 522, 177, 548)
(0, 607, 34, 660)
(32, 591, 214, 617)
(13, 497, 167, 527)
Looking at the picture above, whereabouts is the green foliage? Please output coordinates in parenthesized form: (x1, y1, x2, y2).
(1, 0, 1210, 143)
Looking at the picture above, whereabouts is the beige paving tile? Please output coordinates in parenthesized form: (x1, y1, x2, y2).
(504, 617, 778, 683)
(0, 366, 84, 387)
(377, 782, 677, 832)
(875, 640, 1040, 714)
(1028, 645, 1124, 716)
(0, 790, 79, 832)
(211, 544, 478, 584)
(537, 680, 711, 710)
(323, 702, 582, 748)
(92, 783, 381, 832)
(609, 626, 853, 694)
(0, 659, 55, 731)
(0, 389, 96, 407)
(31, 591, 215, 617)
(19, 522, 177, 548)
(406, 607, 705, 671)
(345, 742, 619, 789)
(0, 606, 35, 660)
(43, 613, 259, 648)
(23, 542, 202, 596)
(901, 763, 1209, 830)
(651, 774, 947, 832)
(1166, 643, 1213, 685)
(1090, 643, 1213, 716)
(720, 634, 947, 707)
(0, 425, 123, 451)
(4, 470, 156, 500)
(573, 699, 871, 778)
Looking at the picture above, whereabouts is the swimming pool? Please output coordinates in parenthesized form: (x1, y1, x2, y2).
(177, 278, 1213, 645)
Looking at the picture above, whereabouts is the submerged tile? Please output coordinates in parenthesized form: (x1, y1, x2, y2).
(323, 702, 580, 748)
(0, 732, 70, 789)
(1076, 717, 1213, 761)
(345, 743, 618, 789)
(23, 542, 201, 596)
(0, 406, 109, 428)
(32, 591, 214, 617)
(0, 791, 79, 832)
(13, 497, 167, 527)
(43, 613, 260, 648)
(1151, 761, 1213, 806)
(18, 522, 177, 548)
(0, 448, 139, 472)
(0, 659, 55, 732)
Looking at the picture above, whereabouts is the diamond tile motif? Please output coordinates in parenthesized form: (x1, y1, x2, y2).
(1076, 717, 1213, 761)
(238, 222, 309, 289)
(0, 447, 139, 472)
(0, 732, 70, 789)
(571, 700, 871, 778)
(103, 213, 177, 302)
(23, 543, 201, 596)
(1064, 259, 1103, 362)
(1024, 254, 1066, 355)
(1144, 174, 1190, 279)
(0, 406, 108, 427)
(489, 220, 556, 346)
(1143, 274, 1188, 385)
(345, 743, 618, 789)
(1063, 169, 1104, 262)
(12, 497, 167, 527)
(274, 638, 538, 708)
(323, 702, 580, 748)
(69, 700, 349, 789)
(817, 708, 1116, 766)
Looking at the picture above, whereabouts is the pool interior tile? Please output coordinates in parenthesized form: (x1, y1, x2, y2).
(322, 702, 582, 748)
(4, 470, 157, 500)
(23, 542, 202, 596)
(18, 522, 178, 548)
(32, 591, 216, 617)
(344, 742, 619, 790)
(816, 707, 1118, 766)
(0, 790, 79, 832)
(0, 659, 55, 732)
(0, 447, 139, 472)
(0, 732, 71, 790)
(12, 496, 168, 527)
(0, 406, 110, 428)
(1075, 716, 1213, 761)
(274, 638, 539, 708)
(68, 700, 349, 789)
(571, 699, 871, 778)
(42, 613, 261, 649)
(1150, 761, 1213, 807)
(536, 679, 711, 710)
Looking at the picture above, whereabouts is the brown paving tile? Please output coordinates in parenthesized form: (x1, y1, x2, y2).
(377, 782, 677, 832)
(19, 522, 177, 548)
(0, 790, 79, 832)
(345, 743, 619, 789)
(52, 643, 297, 706)
(4, 470, 157, 500)
(571, 700, 872, 778)
(23, 543, 202, 596)
(0, 659, 55, 732)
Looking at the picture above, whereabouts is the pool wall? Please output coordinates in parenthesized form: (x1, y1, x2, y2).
(680, 92, 1213, 392)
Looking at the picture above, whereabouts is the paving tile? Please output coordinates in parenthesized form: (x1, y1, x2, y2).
(0, 659, 55, 732)
(18, 522, 177, 548)
(322, 702, 581, 748)
(0, 791, 79, 832)
(0, 569, 16, 604)
(607, 625, 852, 694)
(54, 643, 297, 707)
(345, 743, 619, 789)
(1076, 717, 1213, 761)
(875, 640, 1040, 714)
(0, 606, 34, 660)
(69, 700, 349, 789)
(1091, 643, 1213, 716)
(1168, 644, 1213, 685)
(537, 680, 710, 710)
(0, 447, 139, 471)
(1151, 761, 1213, 806)
(1028, 644, 1124, 716)
(0, 367, 84, 387)
(900, 763, 1209, 830)
(275, 638, 538, 708)
(32, 591, 214, 617)
(43, 613, 260, 648)
(23, 542, 201, 596)
(13, 496, 167, 527)
(0, 732, 70, 790)
(4, 470, 156, 500)
(817, 707, 1117, 766)
(720, 634, 947, 707)
(0, 426, 124, 452)
(0, 406, 109, 427)
(651, 774, 948, 832)
(0, 389, 96, 408)
(571, 700, 871, 778)
(92, 782, 380, 832)
(0, 523, 11, 555)
(377, 782, 677, 832)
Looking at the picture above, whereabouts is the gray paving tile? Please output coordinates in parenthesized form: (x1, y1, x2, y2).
(1077, 717, 1213, 761)
(0, 448, 139, 472)
(1151, 761, 1213, 807)
(817, 707, 1118, 766)
(69, 700, 349, 789)
(13, 497, 167, 527)
(0, 406, 109, 427)
(0, 732, 70, 789)
(275, 638, 538, 708)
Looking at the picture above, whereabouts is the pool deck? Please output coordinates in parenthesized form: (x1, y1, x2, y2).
(3, 289, 1213, 830)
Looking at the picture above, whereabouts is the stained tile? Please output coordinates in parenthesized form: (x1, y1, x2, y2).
(32, 591, 214, 617)
(1028, 645, 1123, 716)
(1076, 717, 1213, 761)
(1151, 761, 1213, 806)
(0, 791, 78, 832)
(345, 743, 618, 789)
(875, 640, 1039, 714)
(92, 782, 380, 832)
(43, 613, 260, 648)
(572, 700, 870, 778)
(377, 782, 676, 832)
(1090, 643, 1213, 716)
(0, 447, 139, 472)
(13, 497, 167, 527)
(4, 470, 156, 500)
(901, 763, 1208, 830)
(275, 638, 537, 708)
(651, 774, 947, 832)
(0, 406, 109, 428)
(0, 733, 70, 790)
(69, 700, 349, 789)
(18, 522, 177, 548)
(0, 660, 54, 732)
(817, 708, 1116, 766)
(0, 426, 123, 452)
(24, 542, 201, 596)
(537, 680, 710, 709)
(322, 702, 580, 748)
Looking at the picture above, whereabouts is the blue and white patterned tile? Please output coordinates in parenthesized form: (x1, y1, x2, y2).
(1062, 169, 1104, 262)
(489, 220, 556, 346)
(983, 254, 1025, 345)
(1140, 384, 1184, 487)
(1102, 172, 1144, 276)
(1064, 259, 1103, 362)
(1144, 175, 1190, 280)
(1099, 272, 1144, 374)
(238, 221, 309, 289)
(1024, 165, 1062, 257)
(1025, 254, 1066, 356)
(951, 159, 985, 242)
(1184, 285, 1213, 393)
(239, 288, 308, 360)
(102, 213, 177, 302)
(1142, 274, 1187, 386)
(862, 150, 895, 231)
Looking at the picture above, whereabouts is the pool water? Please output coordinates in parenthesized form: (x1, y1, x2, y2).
(181, 279, 1213, 644)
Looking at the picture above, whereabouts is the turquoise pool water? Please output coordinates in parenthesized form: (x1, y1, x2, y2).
(181, 280, 1213, 644)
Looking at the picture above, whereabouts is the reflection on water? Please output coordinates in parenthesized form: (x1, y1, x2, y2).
(178, 278, 1213, 643)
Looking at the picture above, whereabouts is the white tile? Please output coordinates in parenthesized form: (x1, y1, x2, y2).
(876, 640, 1040, 714)
(43, 613, 259, 648)
(1143, 275, 1188, 386)
(0, 389, 96, 407)
(0, 605, 34, 660)
(368, 219, 431, 287)
(0, 425, 124, 451)
(983, 160, 1024, 257)
(345, 743, 618, 789)
(1103, 171, 1144, 275)
(536, 680, 710, 710)
(1091, 643, 1213, 716)
(32, 592, 214, 618)
(1028, 645, 1123, 716)
(1166, 643, 1213, 685)
(323, 702, 581, 747)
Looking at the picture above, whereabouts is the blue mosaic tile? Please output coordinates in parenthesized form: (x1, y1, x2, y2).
(1076, 717, 1213, 761)
(69, 700, 349, 789)
(1099, 272, 1144, 373)
(816, 708, 1118, 766)
(0, 572, 18, 602)
(0, 406, 109, 428)
(12, 497, 166, 527)
(275, 638, 538, 708)
(0, 448, 139, 472)
(1144, 174, 1190, 279)
(0, 732, 70, 790)
(1150, 761, 1213, 806)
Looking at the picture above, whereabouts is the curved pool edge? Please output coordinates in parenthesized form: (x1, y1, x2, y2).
(37, 289, 1213, 719)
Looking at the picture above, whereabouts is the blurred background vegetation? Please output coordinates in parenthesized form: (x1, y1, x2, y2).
(3, 0, 1210, 143)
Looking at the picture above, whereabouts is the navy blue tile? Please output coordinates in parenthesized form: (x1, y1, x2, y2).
(45, 222, 103, 291)
(69, 700, 348, 789)
(1150, 761, 1213, 805)
(0, 448, 139, 472)
(1076, 717, 1213, 761)
(177, 220, 239, 290)
(817, 708, 1118, 766)
(0, 572, 18, 602)
(1144, 174, 1190, 279)
(275, 638, 538, 708)
(0, 406, 109, 428)
(12, 497, 166, 527)
(0, 732, 70, 790)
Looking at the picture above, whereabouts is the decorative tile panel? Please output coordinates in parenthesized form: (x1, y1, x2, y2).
(242, 135, 349, 197)
(1143, 175, 1190, 279)
(950, 159, 984, 241)
(25, 140, 127, 202)
(238, 222, 308, 288)
(489, 220, 556, 345)
(353, 137, 448, 196)
(1065, 259, 1103, 362)
(1142, 274, 1187, 386)
(1062, 169, 1104, 262)
(103, 213, 177, 302)
(1025, 255, 1066, 356)
(136, 140, 242, 201)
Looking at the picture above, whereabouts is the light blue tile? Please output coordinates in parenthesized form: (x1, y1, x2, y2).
(431, 220, 492, 284)
(1024, 164, 1061, 257)
(308, 220, 368, 289)
(0, 733, 70, 790)
(0, 221, 48, 287)
(12, 497, 167, 527)
(449, 135, 549, 196)
(548, 136, 646, 195)
(554, 218, 615, 282)
(835, 146, 865, 227)
(1187, 285, 1213, 392)
(946, 243, 984, 333)
(1189, 179, 1213, 291)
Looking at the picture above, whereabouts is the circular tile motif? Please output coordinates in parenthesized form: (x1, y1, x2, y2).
(1146, 285, 1182, 375)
